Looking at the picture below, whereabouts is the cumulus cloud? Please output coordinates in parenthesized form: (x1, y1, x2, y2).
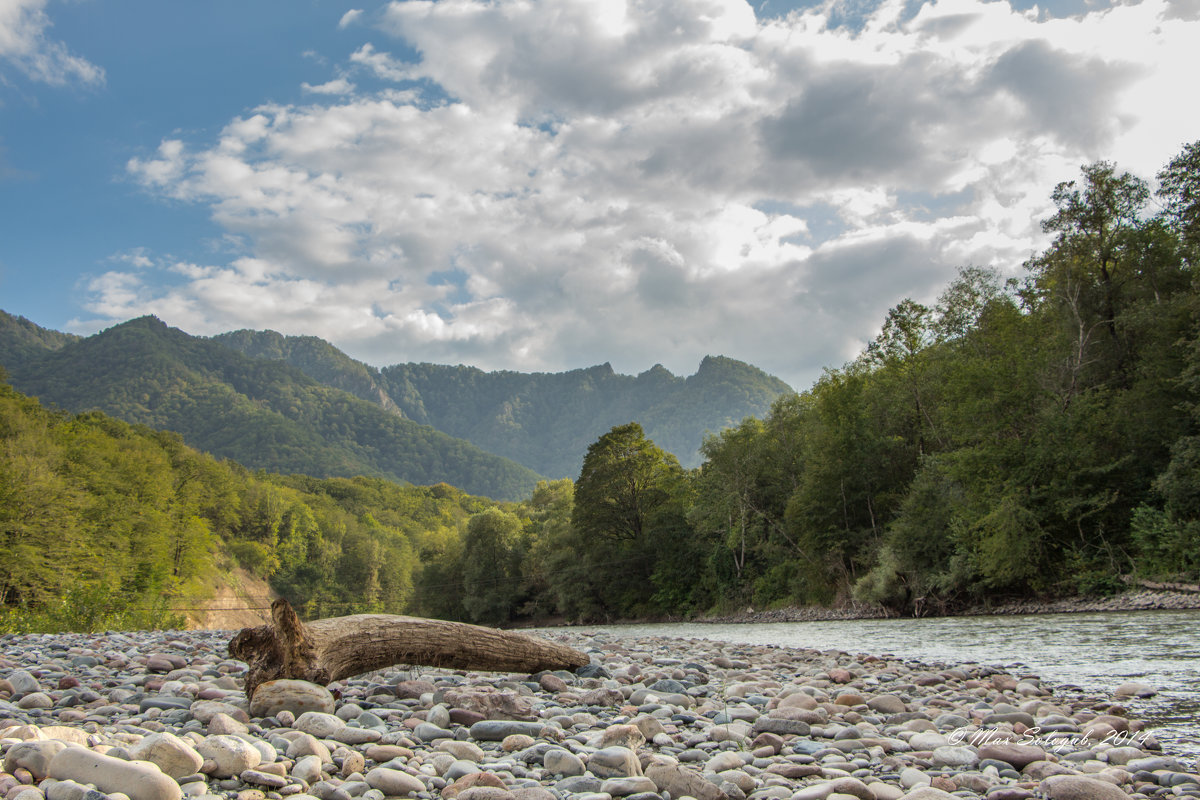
(0, 0, 104, 86)
(109, 0, 1200, 389)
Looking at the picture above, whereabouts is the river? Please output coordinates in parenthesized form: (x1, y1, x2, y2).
(555, 609, 1200, 762)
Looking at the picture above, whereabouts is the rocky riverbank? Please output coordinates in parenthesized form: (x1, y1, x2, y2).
(701, 588, 1200, 624)
(2, 627, 1196, 800)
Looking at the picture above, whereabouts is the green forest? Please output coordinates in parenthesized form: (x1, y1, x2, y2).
(3, 142, 1199, 631)
(414, 143, 1200, 622)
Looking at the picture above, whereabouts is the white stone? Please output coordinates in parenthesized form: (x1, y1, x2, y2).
(294, 711, 345, 738)
(47, 747, 182, 800)
(127, 732, 204, 780)
(194, 734, 262, 778)
(249, 680, 336, 718)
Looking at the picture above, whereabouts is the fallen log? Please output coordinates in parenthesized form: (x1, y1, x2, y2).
(228, 599, 590, 696)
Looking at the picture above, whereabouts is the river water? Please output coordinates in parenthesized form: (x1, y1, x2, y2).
(561, 609, 1200, 762)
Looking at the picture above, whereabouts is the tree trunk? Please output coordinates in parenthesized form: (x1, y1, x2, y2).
(229, 599, 590, 697)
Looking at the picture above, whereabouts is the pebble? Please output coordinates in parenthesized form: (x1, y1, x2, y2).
(0, 626, 1192, 800)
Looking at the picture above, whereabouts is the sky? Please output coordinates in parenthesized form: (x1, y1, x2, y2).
(1, 0, 1197, 392)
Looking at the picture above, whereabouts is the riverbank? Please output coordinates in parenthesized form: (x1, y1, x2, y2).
(2, 626, 1197, 800)
(699, 587, 1200, 625)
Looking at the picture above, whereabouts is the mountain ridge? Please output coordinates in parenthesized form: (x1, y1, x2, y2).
(0, 312, 542, 500)
(1, 310, 795, 482)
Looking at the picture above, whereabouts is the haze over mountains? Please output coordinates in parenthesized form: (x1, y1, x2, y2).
(0, 311, 793, 499)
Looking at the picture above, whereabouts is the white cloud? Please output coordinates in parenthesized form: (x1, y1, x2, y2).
(108, 0, 1200, 390)
(301, 77, 357, 95)
(338, 8, 365, 29)
(0, 0, 103, 87)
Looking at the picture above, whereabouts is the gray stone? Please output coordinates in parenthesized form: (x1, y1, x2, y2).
(365, 766, 427, 795)
(249, 680, 336, 718)
(414, 722, 456, 741)
(469, 720, 546, 740)
(588, 746, 642, 778)
(7, 669, 41, 695)
(556, 776, 603, 794)
(544, 748, 586, 776)
(4, 740, 72, 781)
(646, 763, 728, 800)
(752, 718, 810, 736)
(1039, 775, 1129, 800)
(930, 745, 978, 767)
(294, 711, 346, 738)
(602, 777, 659, 796)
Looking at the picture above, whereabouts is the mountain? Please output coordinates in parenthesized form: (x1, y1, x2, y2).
(0, 311, 80, 370)
(215, 330, 794, 477)
(1, 315, 541, 500)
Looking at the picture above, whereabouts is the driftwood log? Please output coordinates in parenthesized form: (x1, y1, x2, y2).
(229, 599, 590, 696)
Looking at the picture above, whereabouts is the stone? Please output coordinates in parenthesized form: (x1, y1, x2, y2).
(468, 720, 546, 740)
(457, 789, 516, 800)
(544, 748, 586, 776)
(285, 733, 332, 762)
(127, 732, 205, 779)
(442, 688, 535, 721)
(930, 745, 978, 767)
(4, 740, 72, 780)
(897, 790, 956, 800)
(365, 766, 427, 796)
(8, 669, 42, 695)
(195, 735, 262, 778)
(1023, 761, 1078, 780)
(189, 700, 249, 724)
(292, 754, 324, 784)
(1113, 682, 1156, 698)
(977, 742, 1045, 769)
(1039, 775, 1130, 800)
(645, 763, 729, 800)
(588, 746, 642, 778)
(866, 695, 906, 714)
(248, 680, 336, 718)
(539, 674, 569, 693)
(240, 769, 288, 788)
(445, 760, 483, 781)
(579, 688, 625, 706)
(753, 718, 810, 736)
(501, 733, 536, 751)
(601, 777, 659, 796)
(443, 772, 509, 799)
(437, 741, 486, 761)
(293, 711, 345, 738)
(599, 724, 645, 749)
(47, 747, 182, 800)
(207, 712, 249, 735)
(17, 691, 54, 709)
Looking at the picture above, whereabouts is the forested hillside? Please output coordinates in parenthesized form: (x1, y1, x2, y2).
(0, 376, 501, 631)
(417, 144, 1200, 623)
(377, 356, 793, 477)
(0, 316, 541, 500)
(211, 329, 792, 477)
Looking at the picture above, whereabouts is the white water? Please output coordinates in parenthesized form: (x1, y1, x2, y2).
(560, 609, 1200, 763)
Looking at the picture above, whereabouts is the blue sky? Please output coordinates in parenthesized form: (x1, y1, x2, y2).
(2, 0, 1198, 391)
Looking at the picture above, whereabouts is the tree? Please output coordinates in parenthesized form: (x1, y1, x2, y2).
(460, 508, 525, 624)
(571, 423, 685, 618)
(573, 423, 680, 545)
